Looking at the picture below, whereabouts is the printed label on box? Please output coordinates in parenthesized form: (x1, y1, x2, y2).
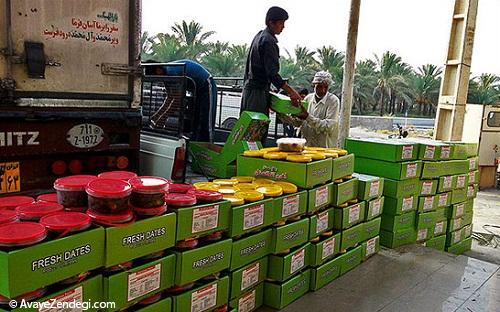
(406, 163, 417, 178)
(371, 199, 382, 217)
(439, 194, 448, 207)
(315, 186, 329, 208)
(422, 181, 433, 195)
(417, 228, 428, 241)
(127, 263, 161, 302)
(424, 146, 436, 159)
(443, 176, 453, 190)
(191, 283, 217, 312)
(456, 203, 465, 217)
(434, 221, 444, 235)
(39, 286, 83, 312)
(348, 204, 361, 224)
(282, 195, 300, 217)
(464, 225, 472, 237)
(241, 262, 260, 291)
(366, 237, 377, 256)
(453, 231, 461, 244)
(322, 238, 335, 260)
(246, 141, 259, 150)
(402, 145, 414, 159)
(316, 211, 330, 234)
(290, 248, 306, 274)
(402, 196, 414, 212)
(192, 205, 219, 234)
(441, 146, 451, 159)
(469, 158, 476, 170)
(424, 197, 434, 211)
(369, 181, 380, 197)
(457, 176, 466, 188)
(454, 218, 461, 230)
(468, 171, 475, 184)
(467, 186, 475, 197)
(243, 204, 264, 230)
(238, 289, 256, 312)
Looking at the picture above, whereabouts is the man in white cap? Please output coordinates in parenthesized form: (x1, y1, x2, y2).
(293, 71, 340, 147)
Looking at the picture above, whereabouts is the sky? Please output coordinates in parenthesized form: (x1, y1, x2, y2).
(142, 0, 500, 77)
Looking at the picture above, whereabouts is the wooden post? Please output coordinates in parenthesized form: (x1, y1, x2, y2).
(339, 0, 361, 147)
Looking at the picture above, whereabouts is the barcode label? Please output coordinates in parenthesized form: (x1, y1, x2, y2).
(402, 145, 414, 159)
(467, 185, 475, 197)
(316, 211, 330, 234)
(406, 163, 417, 178)
(38, 286, 83, 312)
(469, 158, 476, 170)
(282, 195, 300, 217)
(402, 196, 414, 212)
(348, 204, 361, 224)
(434, 221, 444, 235)
(454, 218, 461, 230)
(443, 176, 453, 190)
(468, 171, 475, 184)
(439, 193, 448, 207)
(192, 205, 219, 233)
(417, 229, 428, 241)
(241, 262, 260, 291)
(191, 283, 217, 312)
(369, 181, 380, 197)
(464, 225, 472, 237)
(424, 146, 436, 159)
(423, 197, 434, 211)
(315, 186, 329, 208)
(127, 264, 161, 302)
(238, 289, 256, 312)
(290, 248, 306, 274)
(456, 203, 465, 217)
(243, 204, 264, 230)
(422, 181, 433, 195)
(371, 199, 382, 217)
(440, 146, 451, 159)
(457, 176, 466, 188)
(453, 231, 461, 244)
(366, 237, 377, 256)
(322, 238, 335, 260)
(246, 142, 259, 150)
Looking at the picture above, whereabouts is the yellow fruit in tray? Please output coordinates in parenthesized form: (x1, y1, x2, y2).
(305, 147, 327, 151)
(286, 155, 312, 163)
(244, 150, 264, 157)
(323, 151, 339, 158)
(235, 190, 265, 202)
(302, 152, 326, 160)
(232, 176, 254, 183)
(275, 181, 298, 194)
(223, 194, 245, 206)
(217, 187, 236, 195)
(328, 148, 348, 156)
(213, 178, 239, 186)
(235, 183, 258, 191)
(193, 182, 220, 191)
(263, 152, 288, 160)
(256, 185, 283, 197)
(260, 147, 280, 153)
(253, 178, 275, 186)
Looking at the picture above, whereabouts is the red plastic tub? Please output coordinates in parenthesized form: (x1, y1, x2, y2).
(86, 178, 132, 214)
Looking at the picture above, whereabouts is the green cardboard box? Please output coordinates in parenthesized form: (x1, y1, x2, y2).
(2, 275, 103, 312)
(463, 224, 473, 238)
(237, 155, 333, 189)
(383, 195, 418, 215)
(446, 142, 469, 160)
(421, 161, 443, 179)
(332, 178, 358, 206)
(175, 201, 231, 242)
(135, 297, 172, 312)
(273, 191, 308, 221)
(310, 233, 341, 267)
(383, 178, 420, 198)
(468, 156, 479, 171)
(419, 179, 438, 196)
(448, 217, 465, 233)
(229, 283, 264, 312)
(465, 198, 474, 213)
(340, 223, 364, 250)
(435, 208, 448, 222)
(443, 160, 470, 174)
(263, 270, 310, 309)
(451, 188, 467, 205)
(361, 236, 380, 260)
(354, 173, 384, 200)
(380, 228, 417, 248)
(0, 227, 104, 298)
(462, 212, 473, 226)
(309, 256, 341, 291)
(446, 237, 472, 255)
(174, 239, 232, 285)
(339, 245, 363, 275)
(105, 213, 176, 267)
(231, 229, 272, 271)
(332, 154, 355, 180)
(309, 208, 335, 239)
(446, 228, 464, 247)
(362, 217, 381, 241)
(437, 192, 451, 208)
(173, 276, 229, 312)
(417, 195, 438, 212)
(230, 257, 268, 300)
(345, 137, 418, 162)
(424, 235, 446, 251)
(104, 255, 175, 311)
(355, 158, 422, 180)
(416, 211, 438, 230)
(229, 199, 276, 237)
(449, 202, 466, 219)
(268, 244, 311, 282)
(414, 141, 451, 161)
(467, 184, 479, 199)
(307, 183, 333, 213)
(454, 174, 469, 189)
(381, 211, 416, 231)
(333, 202, 366, 230)
(416, 227, 433, 242)
(433, 220, 448, 236)
(366, 196, 384, 221)
(438, 175, 456, 193)
(468, 170, 480, 185)
(272, 218, 310, 254)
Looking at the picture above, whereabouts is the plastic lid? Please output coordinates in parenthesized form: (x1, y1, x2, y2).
(87, 209, 134, 224)
(16, 202, 64, 220)
(54, 175, 97, 191)
(40, 212, 91, 231)
(277, 138, 306, 145)
(193, 182, 220, 191)
(85, 178, 132, 198)
(235, 190, 264, 202)
(188, 190, 223, 202)
(15, 288, 47, 301)
(223, 194, 245, 206)
(36, 193, 58, 203)
(0, 196, 34, 210)
(275, 181, 298, 194)
(0, 222, 47, 245)
(132, 204, 167, 216)
(64, 207, 88, 213)
(0, 210, 18, 224)
(165, 193, 197, 207)
(176, 238, 199, 249)
(97, 171, 138, 181)
(232, 176, 255, 183)
(168, 183, 195, 194)
(129, 176, 169, 192)
(138, 292, 162, 305)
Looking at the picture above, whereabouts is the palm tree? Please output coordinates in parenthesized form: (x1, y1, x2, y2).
(353, 59, 378, 114)
(467, 73, 500, 104)
(315, 46, 345, 96)
(411, 64, 442, 116)
(148, 33, 188, 62)
(141, 31, 155, 60)
(171, 20, 215, 60)
(228, 44, 249, 75)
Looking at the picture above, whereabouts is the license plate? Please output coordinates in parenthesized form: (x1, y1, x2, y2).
(0, 162, 21, 193)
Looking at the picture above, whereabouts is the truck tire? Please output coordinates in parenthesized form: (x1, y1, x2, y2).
(221, 117, 238, 130)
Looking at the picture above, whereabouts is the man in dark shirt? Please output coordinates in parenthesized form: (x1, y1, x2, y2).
(240, 6, 301, 116)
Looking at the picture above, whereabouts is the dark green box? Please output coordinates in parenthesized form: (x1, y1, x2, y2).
(333, 202, 366, 230)
(421, 161, 443, 179)
(433, 220, 448, 236)
(340, 223, 364, 250)
(462, 212, 473, 226)
(361, 236, 380, 260)
(437, 192, 451, 208)
(380, 228, 417, 248)
(309, 256, 341, 291)
(229, 283, 264, 312)
(446, 228, 464, 247)
(366, 197, 384, 221)
(263, 270, 310, 309)
(448, 217, 465, 233)
(424, 235, 446, 251)
(451, 188, 467, 204)
(419, 180, 438, 196)
(454, 174, 469, 189)
(381, 211, 416, 231)
(332, 178, 358, 206)
(229, 199, 276, 237)
(383, 178, 420, 198)
(175, 201, 231, 242)
(446, 237, 472, 255)
(345, 138, 418, 162)
(435, 208, 448, 222)
(362, 217, 381, 242)
(354, 173, 384, 200)
(173, 276, 229, 312)
(229, 257, 267, 300)
(309, 208, 335, 239)
(332, 154, 355, 180)
(438, 175, 456, 193)
(267, 244, 311, 282)
(272, 218, 310, 254)
(465, 198, 474, 213)
(231, 229, 272, 271)
(355, 158, 422, 180)
(273, 191, 308, 221)
(417, 195, 438, 212)
(307, 183, 333, 213)
(416, 211, 438, 230)
(310, 233, 341, 267)
(383, 195, 418, 215)
(339, 245, 363, 274)
(449, 202, 466, 219)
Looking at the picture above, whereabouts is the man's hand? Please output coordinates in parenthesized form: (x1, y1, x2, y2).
(282, 83, 302, 107)
(294, 104, 308, 120)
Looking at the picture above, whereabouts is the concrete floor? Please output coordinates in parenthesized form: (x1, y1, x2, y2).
(258, 245, 500, 312)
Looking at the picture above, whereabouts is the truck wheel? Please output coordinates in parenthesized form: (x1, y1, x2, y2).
(221, 117, 238, 130)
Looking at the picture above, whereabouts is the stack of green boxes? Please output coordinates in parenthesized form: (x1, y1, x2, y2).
(346, 138, 422, 249)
